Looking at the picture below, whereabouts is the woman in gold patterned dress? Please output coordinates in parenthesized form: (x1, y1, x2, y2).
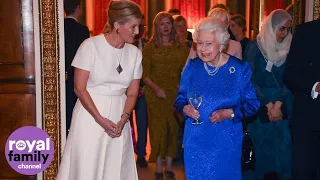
(142, 12, 189, 180)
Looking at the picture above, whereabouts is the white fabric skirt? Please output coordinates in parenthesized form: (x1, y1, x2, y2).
(56, 93, 138, 180)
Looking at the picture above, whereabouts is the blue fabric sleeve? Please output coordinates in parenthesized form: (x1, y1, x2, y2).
(174, 59, 193, 119)
(277, 83, 290, 103)
(233, 62, 260, 123)
(244, 41, 269, 105)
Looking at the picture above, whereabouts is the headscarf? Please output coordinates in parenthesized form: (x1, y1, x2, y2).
(257, 9, 292, 67)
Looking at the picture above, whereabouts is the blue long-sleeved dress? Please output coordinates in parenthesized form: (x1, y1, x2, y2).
(175, 56, 259, 180)
(243, 41, 293, 180)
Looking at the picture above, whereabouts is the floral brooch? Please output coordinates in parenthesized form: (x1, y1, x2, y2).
(229, 66, 236, 74)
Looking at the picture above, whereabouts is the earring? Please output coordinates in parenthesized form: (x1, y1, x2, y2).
(116, 29, 119, 34)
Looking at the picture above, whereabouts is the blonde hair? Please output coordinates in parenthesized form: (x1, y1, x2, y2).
(193, 17, 230, 51)
(103, 0, 142, 34)
(173, 15, 188, 39)
(207, 8, 230, 25)
(149, 11, 179, 47)
(173, 15, 187, 25)
(209, 3, 230, 13)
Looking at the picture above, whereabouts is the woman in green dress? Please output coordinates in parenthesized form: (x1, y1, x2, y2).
(142, 12, 189, 180)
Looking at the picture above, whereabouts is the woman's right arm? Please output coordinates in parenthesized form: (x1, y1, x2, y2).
(71, 40, 117, 137)
(174, 60, 199, 120)
(244, 41, 273, 108)
(74, 69, 117, 137)
(142, 44, 166, 99)
(143, 78, 166, 98)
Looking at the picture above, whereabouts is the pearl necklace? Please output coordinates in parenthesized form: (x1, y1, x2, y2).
(203, 53, 222, 76)
(204, 63, 220, 76)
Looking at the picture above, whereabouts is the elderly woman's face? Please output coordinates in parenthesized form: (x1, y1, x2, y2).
(276, 20, 292, 43)
(196, 31, 220, 63)
(118, 17, 142, 44)
(159, 17, 173, 36)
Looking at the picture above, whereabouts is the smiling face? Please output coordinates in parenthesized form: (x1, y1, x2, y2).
(196, 31, 220, 64)
(276, 20, 292, 43)
(117, 17, 142, 44)
(159, 17, 173, 36)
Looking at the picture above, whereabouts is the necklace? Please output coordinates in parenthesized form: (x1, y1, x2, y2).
(203, 53, 222, 76)
(204, 63, 220, 76)
(108, 34, 124, 74)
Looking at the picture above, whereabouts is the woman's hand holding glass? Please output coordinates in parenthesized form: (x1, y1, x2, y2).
(209, 109, 233, 123)
(183, 104, 200, 120)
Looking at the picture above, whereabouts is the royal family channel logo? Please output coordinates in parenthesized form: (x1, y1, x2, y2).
(5, 126, 54, 175)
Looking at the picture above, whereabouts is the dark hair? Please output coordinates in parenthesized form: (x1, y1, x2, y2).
(231, 14, 247, 32)
(64, 0, 80, 16)
(168, 8, 181, 15)
(103, 0, 143, 34)
(209, 4, 230, 13)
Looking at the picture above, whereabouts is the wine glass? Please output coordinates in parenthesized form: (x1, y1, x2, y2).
(189, 93, 203, 125)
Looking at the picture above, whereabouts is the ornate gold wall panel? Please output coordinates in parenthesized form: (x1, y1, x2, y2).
(294, 0, 306, 25)
(252, 0, 307, 37)
(315, 0, 320, 20)
(251, 0, 260, 40)
(38, 0, 62, 179)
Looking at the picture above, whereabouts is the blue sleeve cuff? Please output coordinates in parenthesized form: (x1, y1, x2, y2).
(232, 107, 243, 124)
(174, 102, 188, 119)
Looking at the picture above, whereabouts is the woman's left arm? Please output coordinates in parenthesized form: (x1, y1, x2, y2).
(117, 79, 140, 130)
(175, 59, 196, 119)
(275, 72, 291, 106)
(273, 86, 290, 112)
(234, 62, 260, 123)
(210, 63, 259, 124)
(116, 50, 142, 134)
(270, 77, 291, 121)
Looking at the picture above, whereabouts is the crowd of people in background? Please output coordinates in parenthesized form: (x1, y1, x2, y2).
(60, 0, 320, 180)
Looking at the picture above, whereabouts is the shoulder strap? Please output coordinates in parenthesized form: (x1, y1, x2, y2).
(254, 41, 281, 92)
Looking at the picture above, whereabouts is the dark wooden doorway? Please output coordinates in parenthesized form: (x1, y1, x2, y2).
(0, 0, 36, 179)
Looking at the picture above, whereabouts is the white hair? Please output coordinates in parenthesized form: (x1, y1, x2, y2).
(207, 8, 231, 25)
(193, 17, 230, 51)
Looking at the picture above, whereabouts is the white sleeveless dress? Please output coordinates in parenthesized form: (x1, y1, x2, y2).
(57, 34, 142, 180)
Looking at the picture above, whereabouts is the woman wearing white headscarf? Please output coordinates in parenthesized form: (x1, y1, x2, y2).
(243, 9, 293, 180)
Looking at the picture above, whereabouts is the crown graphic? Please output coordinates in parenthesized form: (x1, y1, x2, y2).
(17, 142, 25, 148)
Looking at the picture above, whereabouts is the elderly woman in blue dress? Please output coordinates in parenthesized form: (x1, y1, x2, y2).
(243, 9, 293, 180)
(174, 17, 259, 180)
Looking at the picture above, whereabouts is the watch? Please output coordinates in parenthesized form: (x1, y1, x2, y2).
(230, 110, 235, 119)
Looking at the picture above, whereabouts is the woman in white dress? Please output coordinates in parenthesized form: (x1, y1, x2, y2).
(57, 1, 143, 180)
